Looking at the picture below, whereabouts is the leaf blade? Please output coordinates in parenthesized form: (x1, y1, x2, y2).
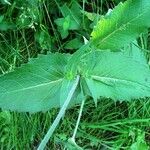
(91, 0, 150, 50)
(80, 51, 150, 101)
(0, 53, 70, 112)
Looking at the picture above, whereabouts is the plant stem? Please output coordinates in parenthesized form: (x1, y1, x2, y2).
(68, 98, 85, 150)
(72, 98, 85, 140)
(37, 75, 80, 150)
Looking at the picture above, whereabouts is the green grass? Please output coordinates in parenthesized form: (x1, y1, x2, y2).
(0, 99, 150, 149)
(0, 0, 150, 149)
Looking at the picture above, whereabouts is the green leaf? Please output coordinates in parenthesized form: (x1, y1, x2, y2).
(60, 1, 81, 28)
(64, 38, 83, 50)
(122, 41, 147, 65)
(55, 17, 69, 39)
(82, 11, 100, 22)
(0, 53, 71, 112)
(0, 15, 4, 23)
(91, 0, 150, 50)
(66, 43, 91, 79)
(0, 21, 15, 31)
(80, 51, 150, 103)
(130, 131, 149, 150)
(63, 16, 71, 31)
(54, 1, 81, 39)
(35, 29, 52, 50)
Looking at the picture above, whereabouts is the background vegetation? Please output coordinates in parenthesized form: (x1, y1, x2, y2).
(0, 0, 150, 149)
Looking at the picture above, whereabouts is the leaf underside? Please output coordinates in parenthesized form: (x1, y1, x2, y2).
(1, 0, 150, 113)
(0, 50, 150, 112)
(0, 53, 74, 112)
(91, 0, 150, 50)
(122, 41, 147, 65)
(80, 51, 150, 103)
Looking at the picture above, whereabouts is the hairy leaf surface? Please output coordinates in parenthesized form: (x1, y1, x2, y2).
(91, 0, 150, 50)
(0, 53, 72, 112)
(80, 51, 150, 103)
(122, 41, 147, 65)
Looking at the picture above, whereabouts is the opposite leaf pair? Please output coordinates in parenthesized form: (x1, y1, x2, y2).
(1, 0, 150, 149)
(1, 49, 150, 112)
(0, 0, 150, 113)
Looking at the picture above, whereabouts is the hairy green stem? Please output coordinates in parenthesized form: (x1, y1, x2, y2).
(37, 75, 80, 150)
(72, 98, 85, 140)
(68, 98, 85, 150)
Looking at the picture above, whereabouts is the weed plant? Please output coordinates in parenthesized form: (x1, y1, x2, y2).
(0, 0, 150, 149)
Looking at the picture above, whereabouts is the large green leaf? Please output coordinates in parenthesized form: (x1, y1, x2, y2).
(91, 0, 150, 50)
(80, 51, 150, 103)
(0, 53, 74, 112)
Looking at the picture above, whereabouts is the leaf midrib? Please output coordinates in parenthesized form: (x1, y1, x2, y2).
(96, 7, 149, 47)
(1, 79, 63, 95)
(91, 75, 149, 88)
